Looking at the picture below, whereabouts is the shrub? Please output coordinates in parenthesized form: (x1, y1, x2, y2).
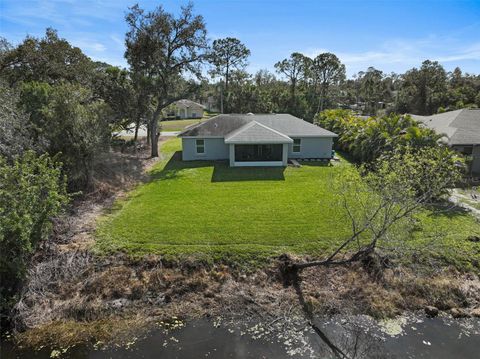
(0, 151, 69, 321)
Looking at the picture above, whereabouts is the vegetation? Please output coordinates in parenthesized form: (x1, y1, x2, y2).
(159, 118, 207, 132)
(290, 146, 463, 272)
(125, 3, 208, 157)
(1, 0, 479, 333)
(0, 152, 69, 320)
(315, 109, 442, 163)
(208, 37, 251, 113)
(96, 139, 479, 268)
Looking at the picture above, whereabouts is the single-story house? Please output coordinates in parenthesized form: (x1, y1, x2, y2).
(410, 109, 480, 175)
(167, 99, 205, 119)
(178, 113, 337, 167)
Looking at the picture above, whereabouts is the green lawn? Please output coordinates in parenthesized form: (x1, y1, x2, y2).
(159, 119, 206, 132)
(95, 139, 480, 268)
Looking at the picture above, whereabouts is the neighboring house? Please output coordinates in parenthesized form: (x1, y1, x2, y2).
(178, 113, 337, 167)
(410, 109, 480, 175)
(167, 99, 205, 119)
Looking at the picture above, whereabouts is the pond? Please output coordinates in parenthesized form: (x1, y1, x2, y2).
(1, 315, 479, 358)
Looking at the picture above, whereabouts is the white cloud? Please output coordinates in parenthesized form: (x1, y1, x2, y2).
(303, 36, 480, 75)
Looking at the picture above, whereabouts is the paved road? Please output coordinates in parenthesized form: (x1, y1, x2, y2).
(114, 125, 179, 137)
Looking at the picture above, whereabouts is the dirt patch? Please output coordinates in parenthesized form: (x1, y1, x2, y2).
(12, 254, 480, 349)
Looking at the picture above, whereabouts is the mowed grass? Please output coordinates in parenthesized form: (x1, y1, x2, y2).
(160, 118, 209, 132)
(95, 138, 480, 268)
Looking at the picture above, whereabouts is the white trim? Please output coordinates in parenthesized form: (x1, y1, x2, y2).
(233, 161, 284, 167)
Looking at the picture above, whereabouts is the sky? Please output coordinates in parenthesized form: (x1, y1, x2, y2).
(1, 0, 479, 77)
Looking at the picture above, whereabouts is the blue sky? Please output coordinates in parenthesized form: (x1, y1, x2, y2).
(1, 0, 479, 77)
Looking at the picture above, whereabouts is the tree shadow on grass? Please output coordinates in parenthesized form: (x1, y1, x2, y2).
(149, 151, 213, 181)
(424, 200, 472, 219)
(211, 163, 286, 182)
(147, 151, 287, 183)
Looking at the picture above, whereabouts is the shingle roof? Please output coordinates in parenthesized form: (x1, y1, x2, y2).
(178, 114, 337, 138)
(175, 99, 205, 108)
(225, 121, 293, 144)
(411, 109, 480, 145)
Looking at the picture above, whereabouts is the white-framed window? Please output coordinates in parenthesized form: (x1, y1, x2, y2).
(293, 138, 301, 153)
(195, 139, 205, 154)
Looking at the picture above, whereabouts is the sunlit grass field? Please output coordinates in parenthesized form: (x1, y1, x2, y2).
(95, 138, 480, 268)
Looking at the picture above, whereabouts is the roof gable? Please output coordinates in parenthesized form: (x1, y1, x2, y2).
(225, 121, 293, 144)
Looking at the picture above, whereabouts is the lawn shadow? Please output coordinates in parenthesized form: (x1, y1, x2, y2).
(297, 160, 333, 167)
(211, 163, 286, 182)
(150, 151, 213, 181)
(425, 200, 472, 219)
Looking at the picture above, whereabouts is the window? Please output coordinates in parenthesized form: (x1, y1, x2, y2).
(293, 139, 301, 153)
(196, 139, 205, 154)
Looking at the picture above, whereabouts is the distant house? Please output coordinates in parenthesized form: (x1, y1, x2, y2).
(178, 113, 337, 167)
(411, 109, 480, 175)
(168, 99, 205, 119)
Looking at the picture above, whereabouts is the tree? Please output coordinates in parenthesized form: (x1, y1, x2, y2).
(125, 3, 208, 157)
(274, 52, 307, 114)
(282, 146, 461, 276)
(18, 80, 113, 190)
(0, 151, 69, 321)
(42, 83, 111, 190)
(399, 60, 447, 115)
(94, 66, 152, 141)
(208, 37, 250, 113)
(307, 53, 346, 113)
(359, 67, 386, 115)
(0, 81, 35, 160)
(0, 28, 94, 87)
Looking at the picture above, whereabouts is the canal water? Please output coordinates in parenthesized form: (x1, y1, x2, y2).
(1, 315, 479, 358)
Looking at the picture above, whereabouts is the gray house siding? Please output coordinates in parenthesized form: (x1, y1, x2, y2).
(181, 138, 229, 161)
(288, 137, 333, 159)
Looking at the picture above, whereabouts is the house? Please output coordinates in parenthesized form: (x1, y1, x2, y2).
(168, 99, 205, 119)
(410, 109, 480, 175)
(178, 113, 337, 167)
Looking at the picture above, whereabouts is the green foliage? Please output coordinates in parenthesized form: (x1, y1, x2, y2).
(0, 28, 94, 86)
(125, 2, 208, 156)
(95, 139, 479, 269)
(41, 83, 111, 190)
(315, 109, 441, 163)
(397, 60, 448, 115)
(0, 81, 34, 160)
(19, 81, 112, 190)
(208, 37, 250, 112)
(370, 146, 461, 201)
(0, 151, 69, 318)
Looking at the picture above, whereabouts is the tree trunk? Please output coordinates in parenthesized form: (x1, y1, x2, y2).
(220, 82, 224, 114)
(150, 109, 162, 157)
(146, 123, 151, 145)
(133, 119, 140, 142)
(224, 66, 229, 113)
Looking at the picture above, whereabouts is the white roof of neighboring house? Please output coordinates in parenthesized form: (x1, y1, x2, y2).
(225, 121, 293, 144)
(174, 99, 206, 109)
(410, 109, 480, 146)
